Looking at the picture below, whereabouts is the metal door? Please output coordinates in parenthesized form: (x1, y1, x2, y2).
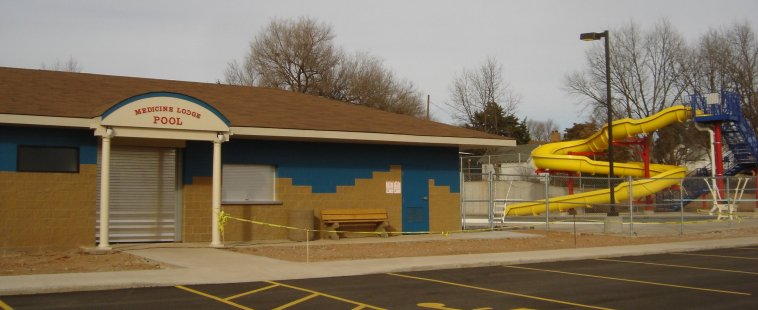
(401, 171, 429, 232)
(97, 146, 179, 242)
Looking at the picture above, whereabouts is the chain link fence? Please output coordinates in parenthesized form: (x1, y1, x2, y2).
(460, 155, 758, 236)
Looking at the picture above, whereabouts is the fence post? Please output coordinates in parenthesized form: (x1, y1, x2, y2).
(460, 156, 466, 230)
(545, 173, 550, 231)
(488, 170, 494, 230)
(726, 177, 732, 226)
(629, 175, 634, 236)
(679, 179, 684, 236)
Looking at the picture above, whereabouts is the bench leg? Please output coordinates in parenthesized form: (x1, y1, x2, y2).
(326, 223, 340, 240)
(374, 221, 389, 238)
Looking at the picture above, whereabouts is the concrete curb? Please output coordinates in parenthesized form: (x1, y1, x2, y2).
(2, 236, 757, 296)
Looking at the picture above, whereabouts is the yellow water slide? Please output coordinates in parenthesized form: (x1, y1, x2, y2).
(505, 105, 692, 216)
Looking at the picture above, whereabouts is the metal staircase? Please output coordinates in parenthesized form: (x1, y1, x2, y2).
(677, 91, 758, 207)
(691, 91, 758, 174)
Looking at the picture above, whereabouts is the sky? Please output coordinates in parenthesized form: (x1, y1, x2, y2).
(1, 0, 757, 131)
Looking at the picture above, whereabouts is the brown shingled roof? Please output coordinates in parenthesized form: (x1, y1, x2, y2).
(0, 67, 510, 141)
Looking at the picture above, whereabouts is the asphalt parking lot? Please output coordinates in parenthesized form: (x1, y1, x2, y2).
(2, 246, 757, 309)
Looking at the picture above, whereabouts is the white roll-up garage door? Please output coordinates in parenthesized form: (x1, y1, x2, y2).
(97, 146, 179, 243)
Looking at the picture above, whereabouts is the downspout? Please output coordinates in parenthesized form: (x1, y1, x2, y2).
(713, 123, 725, 200)
(694, 122, 719, 212)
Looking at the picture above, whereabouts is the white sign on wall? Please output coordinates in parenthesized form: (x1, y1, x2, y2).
(385, 181, 401, 194)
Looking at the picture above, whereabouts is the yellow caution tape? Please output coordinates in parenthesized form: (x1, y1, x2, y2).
(218, 213, 743, 238)
(217, 210, 230, 242)
(218, 214, 503, 237)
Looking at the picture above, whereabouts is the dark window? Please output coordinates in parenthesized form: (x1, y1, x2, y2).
(17, 146, 79, 173)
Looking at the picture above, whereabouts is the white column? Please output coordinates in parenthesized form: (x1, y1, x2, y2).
(210, 136, 223, 247)
(98, 131, 112, 250)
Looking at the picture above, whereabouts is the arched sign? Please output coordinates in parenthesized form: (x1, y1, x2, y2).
(101, 92, 230, 131)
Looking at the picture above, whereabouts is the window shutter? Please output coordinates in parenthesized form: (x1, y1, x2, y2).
(222, 164, 275, 202)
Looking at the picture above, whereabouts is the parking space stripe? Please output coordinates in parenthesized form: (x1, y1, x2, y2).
(268, 281, 386, 310)
(0, 299, 13, 310)
(504, 265, 751, 296)
(387, 272, 613, 310)
(225, 283, 280, 300)
(272, 293, 318, 310)
(672, 252, 758, 260)
(175, 285, 253, 310)
(595, 258, 758, 275)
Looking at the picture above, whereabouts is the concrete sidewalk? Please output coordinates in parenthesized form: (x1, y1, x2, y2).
(2, 231, 757, 296)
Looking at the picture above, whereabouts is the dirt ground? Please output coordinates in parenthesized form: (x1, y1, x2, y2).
(229, 227, 758, 262)
(4, 227, 755, 276)
(0, 249, 162, 276)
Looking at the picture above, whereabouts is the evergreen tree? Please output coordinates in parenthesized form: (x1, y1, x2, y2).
(563, 122, 598, 140)
(466, 101, 530, 144)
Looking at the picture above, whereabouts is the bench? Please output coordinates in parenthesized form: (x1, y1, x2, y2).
(320, 208, 389, 240)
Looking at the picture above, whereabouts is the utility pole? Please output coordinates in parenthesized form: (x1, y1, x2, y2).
(426, 95, 430, 120)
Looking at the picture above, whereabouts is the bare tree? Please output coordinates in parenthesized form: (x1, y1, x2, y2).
(41, 56, 82, 72)
(223, 59, 257, 86)
(685, 21, 758, 130)
(446, 57, 520, 125)
(225, 17, 340, 91)
(526, 119, 559, 142)
(225, 16, 425, 117)
(327, 52, 424, 117)
(566, 19, 687, 121)
(253, 17, 341, 93)
(566, 19, 692, 164)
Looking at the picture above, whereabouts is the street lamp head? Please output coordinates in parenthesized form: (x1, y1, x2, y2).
(580, 31, 607, 41)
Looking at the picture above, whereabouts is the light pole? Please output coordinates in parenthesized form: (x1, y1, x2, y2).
(580, 30, 618, 217)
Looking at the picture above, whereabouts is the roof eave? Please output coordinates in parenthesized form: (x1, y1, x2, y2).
(0, 114, 96, 128)
(230, 126, 516, 148)
(0, 114, 516, 148)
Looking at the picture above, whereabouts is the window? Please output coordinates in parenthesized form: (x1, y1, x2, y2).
(17, 146, 79, 173)
(222, 164, 277, 203)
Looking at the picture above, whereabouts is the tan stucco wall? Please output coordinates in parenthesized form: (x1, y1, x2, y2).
(182, 176, 213, 242)
(0, 165, 97, 250)
(183, 165, 458, 242)
(0, 163, 463, 248)
(428, 180, 462, 233)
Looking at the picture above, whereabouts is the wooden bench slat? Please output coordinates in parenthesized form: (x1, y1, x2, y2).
(323, 219, 386, 223)
(322, 214, 387, 220)
(321, 209, 387, 221)
(320, 208, 389, 240)
(320, 208, 386, 215)
(321, 212, 387, 218)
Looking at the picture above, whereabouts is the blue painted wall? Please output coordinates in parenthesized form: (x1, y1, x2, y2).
(184, 140, 459, 192)
(0, 126, 97, 171)
(184, 139, 460, 232)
